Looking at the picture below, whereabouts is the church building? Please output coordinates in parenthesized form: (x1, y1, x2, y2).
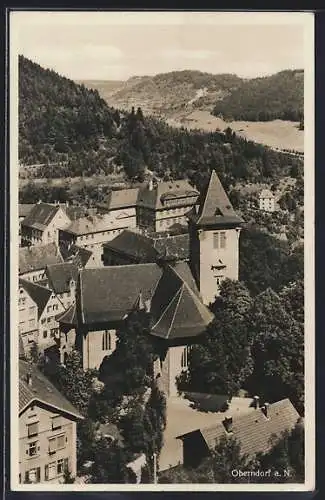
(57, 170, 243, 396)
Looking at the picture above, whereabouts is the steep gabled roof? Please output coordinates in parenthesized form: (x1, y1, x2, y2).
(19, 360, 83, 419)
(56, 302, 78, 326)
(45, 262, 78, 294)
(19, 242, 64, 274)
(21, 202, 61, 230)
(191, 170, 244, 228)
(177, 399, 300, 459)
(150, 264, 214, 339)
(19, 204, 35, 219)
(19, 278, 52, 317)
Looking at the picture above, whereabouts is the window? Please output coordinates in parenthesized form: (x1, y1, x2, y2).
(216, 276, 224, 286)
(27, 422, 39, 437)
(43, 331, 47, 338)
(47, 317, 51, 323)
(57, 434, 65, 450)
(181, 346, 190, 368)
(220, 232, 226, 249)
(213, 232, 226, 249)
(29, 319, 35, 328)
(19, 297, 26, 306)
(48, 437, 56, 454)
(102, 331, 111, 351)
(27, 441, 39, 457)
(41, 318, 46, 325)
(52, 415, 62, 431)
(47, 306, 51, 313)
(25, 467, 40, 483)
(57, 458, 68, 475)
(45, 462, 56, 481)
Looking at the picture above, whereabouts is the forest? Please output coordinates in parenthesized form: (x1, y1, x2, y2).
(19, 56, 303, 192)
(212, 69, 304, 122)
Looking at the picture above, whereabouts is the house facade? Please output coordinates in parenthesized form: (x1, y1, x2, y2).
(21, 203, 71, 247)
(19, 360, 83, 484)
(18, 282, 39, 356)
(259, 189, 275, 213)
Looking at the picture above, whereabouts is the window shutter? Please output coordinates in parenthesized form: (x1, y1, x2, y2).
(57, 434, 65, 449)
(27, 422, 39, 437)
(64, 458, 69, 472)
(25, 471, 29, 483)
(45, 465, 49, 481)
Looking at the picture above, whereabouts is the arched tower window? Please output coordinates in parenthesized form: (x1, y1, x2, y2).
(102, 331, 111, 351)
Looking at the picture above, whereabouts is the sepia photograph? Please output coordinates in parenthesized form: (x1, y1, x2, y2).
(9, 10, 314, 491)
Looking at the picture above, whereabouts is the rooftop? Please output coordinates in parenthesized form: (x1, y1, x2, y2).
(60, 244, 93, 268)
(19, 359, 84, 419)
(63, 213, 129, 236)
(21, 202, 62, 231)
(19, 242, 64, 274)
(45, 262, 78, 294)
(19, 278, 53, 317)
(103, 229, 190, 263)
(177, 399, 300, 459)
(137, 180, 199, 210)
(259, 189, 275, 199)
(190, 170, 244, 228)
(97, 188, 139, 211)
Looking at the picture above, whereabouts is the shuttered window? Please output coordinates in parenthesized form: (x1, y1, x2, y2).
(45, 462, 56, 481)
(48, 437, 56, 454)
(57, 434, 65, 450)
(220, 232, 226, 249)
(52, 415, 62, 430)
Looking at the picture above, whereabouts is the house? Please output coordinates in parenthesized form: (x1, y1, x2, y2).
(19, 359, 83, 484)
(19, 278, 65, 360)
(96, 187, 139, 229)
(136, 179, 199, 232)
(188, 170, 244, 305)
(44, 262, 78, 310)
(58, 212, 136, 267)
(102, 229, 190, 266)
(21, 202, 71, 247)
(18, 280, 39, 356)
(58, 261, 214, 396)
(259, 189, 275, 213)
(19, 243, 64, 283)
(177, 399, 301, 469)
(19, 204, 35, 246)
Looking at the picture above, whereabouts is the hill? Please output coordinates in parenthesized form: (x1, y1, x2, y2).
(80, 70, 243, 117)
(81, 69, 303, 124)
(18, 56, 303, 191)
(212, 70, 304, 122)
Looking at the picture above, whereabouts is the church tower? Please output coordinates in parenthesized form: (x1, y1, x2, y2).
(189, 170, 244, 305)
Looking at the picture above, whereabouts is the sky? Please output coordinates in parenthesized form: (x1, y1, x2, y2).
(11, 11, 309, 81)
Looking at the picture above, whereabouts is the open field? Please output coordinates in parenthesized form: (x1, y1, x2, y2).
(167, 110, 304, 153)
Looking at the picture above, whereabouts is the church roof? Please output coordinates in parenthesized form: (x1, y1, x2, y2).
(57, 261, 213, 340)
(150, 265, 214, 339)
(191, 170, 244, 228)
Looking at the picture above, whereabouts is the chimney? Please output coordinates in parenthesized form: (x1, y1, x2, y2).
(223, 416, 233, 433)
(253, 395, 260, 409)
(261, 402, 270, 418)
(26, 373, 32, 386)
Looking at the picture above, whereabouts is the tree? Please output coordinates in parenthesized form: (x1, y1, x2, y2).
(257, 419, 304, 483)
(42, 350, 97, 416)
(178, 280, 253, 398)
(247, 288, 304, 413)
(89, 438, 130, 483)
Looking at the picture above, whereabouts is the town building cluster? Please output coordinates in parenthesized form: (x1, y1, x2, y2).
(17, 171, 300, 484)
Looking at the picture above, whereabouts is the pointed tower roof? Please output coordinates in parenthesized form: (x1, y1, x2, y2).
(191, 170, 244, 228)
